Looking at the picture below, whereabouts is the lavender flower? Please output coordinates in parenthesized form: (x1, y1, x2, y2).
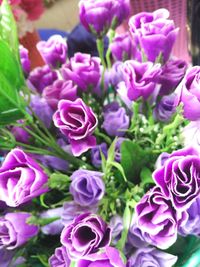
(40, 208, 64, 235)
(153, 147, 200, 210)
(115, 137, 126, 162)
(91, 142, 108, 168)
(70, 169, 105, 206)
(0, 148, 48, 207)
(127, 247, 177, 267)
(28, 65, 58, 93)
(37, 35, 67, 68)
(61, 213, 111, 259)
(0, 212, 38, 249)
(61, 52, 101, 91)
(129, 9, 179, 62)
(53, 98, 98, 156)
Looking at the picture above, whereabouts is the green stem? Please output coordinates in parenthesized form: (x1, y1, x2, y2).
(97, 38, 106, 68)
(106, 29, 115, 69)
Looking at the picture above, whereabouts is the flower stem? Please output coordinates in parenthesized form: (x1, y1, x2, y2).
(106, 29, 115, 69)
(97, 38, 107, 68)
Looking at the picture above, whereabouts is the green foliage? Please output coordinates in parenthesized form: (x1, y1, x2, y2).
(48, 173, 71, 190)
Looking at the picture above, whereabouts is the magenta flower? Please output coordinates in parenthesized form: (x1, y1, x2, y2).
(19, 45, 30, 74)
(61, 213, 111, 259)
(135, 186, 183, 249)
(77, 247, 125, 267)
(0, 148, 48, 207)
(53, 98, 98, 156)
(122, 60, 161, 101)
(49, 246, 70, 267)
(62, 52, 101, 91)
(129, 9, 179, 62)
(0, 212, 38, 250)
(37, 35, 67, 68)
(43, 80, 77, 110)
(153, 147, 200, 210)
(176, 66, 200, 121)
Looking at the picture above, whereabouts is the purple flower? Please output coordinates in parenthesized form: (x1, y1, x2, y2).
(61, 52, 101, 91)
(40, 208, 64, 235)
(53, 98, 98, 156)
(176, 66, 200, 121)
(103, 104, 129, 137)
(135, 186, 182, 249)
(61, 201, 98, 226)
(159, 58, 187, 96)
(0, 148, 48, 207)
(115, 137, 126, 162)
(109, 215, 123, 243)
(11, 125, 30, 144)
(122, 60, 161, 101)
(43, 80, 77, 110)
(77, 247, 125, 267)
(91, 142, 108, 168)
(153, 94, 177, 122)
(35, 154, 68, 172)
(79, 0, 130, 37)
(155, 152, 170, 169)
(110, 32, 141, 61)
(61, 213, 111, 259)
(49, 246, 70, 267)
(129, 9, 179, 62)
(19, 45, 30, 74)
(153, 147, 200, 210)
(37, 35, 67, 68)
(28, 65, 58, 94)
(30, 95, 54, 128)
(179, 196, 200, 236)
(0, 212, 38, 249)
(70, 169, 105, 206)
(127, 247, 177, 267)
(0, 249, 26, 267)
(128, 217, 148, 249)
(105, 61, 124, 90)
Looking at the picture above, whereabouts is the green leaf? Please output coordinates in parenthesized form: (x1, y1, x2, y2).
(109, 161, 127, 182)
(121, 140, 151, 182)
(48, 173, 70, 190)
(0, 40, 22, 89)
(0, 72, 24, 125)
(140, 167, 154, 186)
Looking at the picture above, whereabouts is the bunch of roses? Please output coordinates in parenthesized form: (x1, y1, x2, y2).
(1, 0, 200, 266)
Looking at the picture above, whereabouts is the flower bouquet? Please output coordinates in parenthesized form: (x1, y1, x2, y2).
(0, 0, 200, 266)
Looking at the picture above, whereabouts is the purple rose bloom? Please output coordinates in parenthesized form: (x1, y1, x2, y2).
(40, 207, 64, 235)
(0, 148, 48, 207)
(0, 212, 38, 250)
(155, 152, 170, 169)
(61, 52, 101, 91)
(122, 60, 161, 101)
(53, 98, 98, 156)
(127, 247, 177, 267)
(102, 104, 129, 137)
(110, 32, 141, 62)
(159, 58, 187, 96)
(79, 0, 129, 37)
(135, 186, 182, 249)
(35, 154, 68, 172)
(176, 66, 200, 121)
(37, 35, 67, 68)
(153, 94, 177, 122)
(19, 45, 30, 74)
(49, 246, 70, 267)
(70, 169, 105, 206)
(77, 247, 125, 267)
(129, 9, 179, 62)
(61, 201, 98, 226)
(61, 213, 111, 259)
(109, 215, 123, 244)
(105, 61, 124, 90)
(179, 197, 200, 236)
(153, 147, 200, 210)
(43, 80, 77, 110)
(91, 142, 108, 168)
(30, 94, 54, 128)
(28, 65, 58, 94)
